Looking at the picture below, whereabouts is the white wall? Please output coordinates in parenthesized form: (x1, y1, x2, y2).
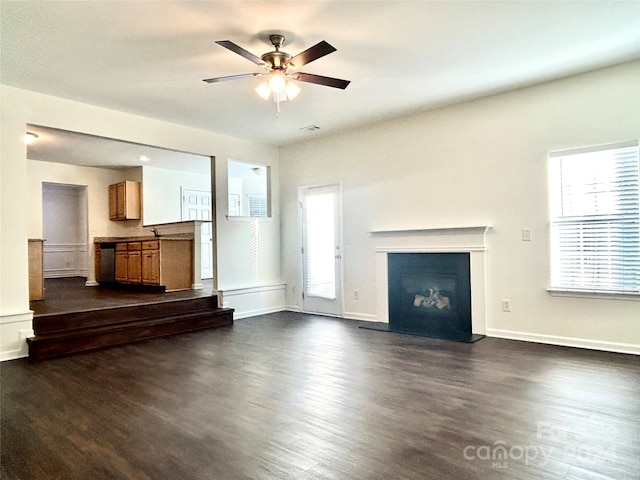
(43, 183, 85, 245)
(0, 85, 280, 360)
(42, 183, 88, 277)
(142, 165, 211, 225)
(279, 61, 640, 354)
(216, 159, 281, 290)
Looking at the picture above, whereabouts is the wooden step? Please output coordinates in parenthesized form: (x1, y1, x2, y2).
(28, 296, 233, 361)
(33, 296, 222, 335)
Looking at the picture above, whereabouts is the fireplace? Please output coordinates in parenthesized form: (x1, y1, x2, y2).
(363, 226, 490, 342)
(386, 252, 476, 341)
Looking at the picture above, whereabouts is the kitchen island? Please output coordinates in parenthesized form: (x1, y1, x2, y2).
(95, 235, 193, 292)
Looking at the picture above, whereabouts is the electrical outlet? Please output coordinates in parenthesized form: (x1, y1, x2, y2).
(501, 299, 512, 312)
(522, 228, 532, 242)
(354, 290, 360, 300)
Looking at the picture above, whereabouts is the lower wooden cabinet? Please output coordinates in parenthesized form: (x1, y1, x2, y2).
(115, 243, 128, 282)
(113, 239, 192, 291)
(127, 244, 142, 284)
(28, 239, 45, 301)
(141, 241, 160, 284)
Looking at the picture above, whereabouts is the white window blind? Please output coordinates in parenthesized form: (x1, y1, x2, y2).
(303, 191, 336, 299)
(247, 194, 267, 218)
(549, 141, 639, 294)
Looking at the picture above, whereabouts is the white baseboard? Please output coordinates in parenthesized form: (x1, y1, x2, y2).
(1, 347, 28, 362)
(232, 306, 287, 320)
(343, 311, 378, 322)
(1, 311, 33, 361)
(284, 305, 302, 312)
(219, 283, 286, 320)
(45, 269, 88, 278)
(487, 328, 640, 355)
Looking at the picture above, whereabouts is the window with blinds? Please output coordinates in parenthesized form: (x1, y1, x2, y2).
(247, 194, 268, 218)
(549, 141, 639, 294)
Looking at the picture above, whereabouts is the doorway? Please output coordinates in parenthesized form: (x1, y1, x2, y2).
(300, 184, 342, 316)
(181, 188, 214, 279)
(42, 183, 88, 279)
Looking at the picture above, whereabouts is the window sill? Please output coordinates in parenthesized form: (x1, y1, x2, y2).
(225, 215, 273, 222)
(547, 288, 640, 301)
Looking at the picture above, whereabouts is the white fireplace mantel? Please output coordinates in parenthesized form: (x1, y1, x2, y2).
(372, 226, 491, 335)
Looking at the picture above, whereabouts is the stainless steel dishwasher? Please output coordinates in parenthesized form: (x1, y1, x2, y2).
(98, 243, 115, 282)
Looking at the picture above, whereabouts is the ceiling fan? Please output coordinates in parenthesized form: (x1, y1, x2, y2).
(203, 34, 350, 113)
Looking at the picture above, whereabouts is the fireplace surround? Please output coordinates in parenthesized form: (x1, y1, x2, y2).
(363, 226, 490, 342)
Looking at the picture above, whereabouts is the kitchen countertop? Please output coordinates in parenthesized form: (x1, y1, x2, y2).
(94, 234, 193, 243)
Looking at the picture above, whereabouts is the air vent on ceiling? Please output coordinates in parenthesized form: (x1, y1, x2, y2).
(299, 125, 320, 132)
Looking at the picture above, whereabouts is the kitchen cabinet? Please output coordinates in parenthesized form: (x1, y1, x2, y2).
(114, 243, 129, 282)
(28, 239, 45, 301)
(115, 242, 142, 283)
(108, 238, 192, 291)
(141, 240, 160, 284)
(126, 242, 142, 283)
(109, 181, 141, 221)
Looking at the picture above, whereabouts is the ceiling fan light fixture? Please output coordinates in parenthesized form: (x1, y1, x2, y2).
(285, 81, 301, 100)
(267, 71, 287, 93)
(255, 82, 271, 101)
(273, 90, 287, 103)
(208, 34, 350, 116)
(256, 79, 300, 103)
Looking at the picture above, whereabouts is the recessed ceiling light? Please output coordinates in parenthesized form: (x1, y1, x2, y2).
(24, 132, 39, 144)
(138, 155, 150, 162)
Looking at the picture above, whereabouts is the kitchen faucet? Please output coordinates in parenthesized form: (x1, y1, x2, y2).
(151, 228, 160, 237)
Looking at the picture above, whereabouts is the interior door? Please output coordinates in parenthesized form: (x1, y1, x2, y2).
(301, 184, 342, 316)
(182, 188, 213, 279)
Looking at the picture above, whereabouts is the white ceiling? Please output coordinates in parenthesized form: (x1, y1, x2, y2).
(3, 1, 640, 167)
(25, 125, 211, 173)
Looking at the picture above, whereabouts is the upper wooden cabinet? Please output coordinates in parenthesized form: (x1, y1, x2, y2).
(109, 181, 141, 221)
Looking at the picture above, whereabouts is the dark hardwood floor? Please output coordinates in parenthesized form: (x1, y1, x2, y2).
(30, 277, 217, 316)
(2, 312, 639, 479)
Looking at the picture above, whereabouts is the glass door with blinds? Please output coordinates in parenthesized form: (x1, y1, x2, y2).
(301, 184, 342, 316)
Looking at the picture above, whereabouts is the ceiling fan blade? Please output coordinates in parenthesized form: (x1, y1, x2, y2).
(215, 40, 267, 67)
(286, 41, 336, 68)
(294, 72, 350, 89)
(203, 73, 261, 83)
